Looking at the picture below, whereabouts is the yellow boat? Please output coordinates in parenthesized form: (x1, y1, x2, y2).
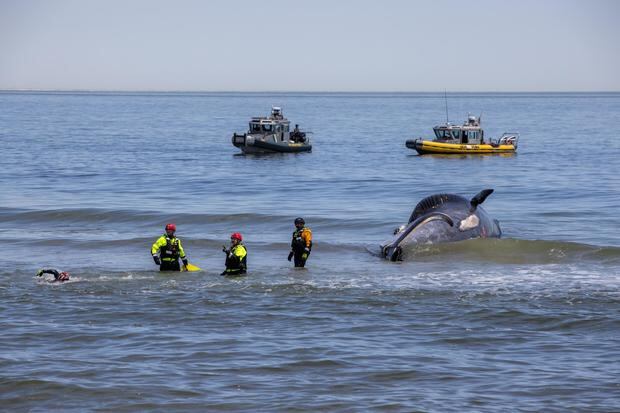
(406, 115, 519, 155)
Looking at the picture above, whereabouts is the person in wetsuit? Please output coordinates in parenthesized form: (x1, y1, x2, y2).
(288, 217, 312, 267)
(291, 124, 306, 143)
(36, 268, 70, 282)
(221, 232, 247, 276)
(151, 223, 189, 271)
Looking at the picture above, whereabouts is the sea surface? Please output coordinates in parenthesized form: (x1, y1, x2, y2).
(1, 91, 619, 412)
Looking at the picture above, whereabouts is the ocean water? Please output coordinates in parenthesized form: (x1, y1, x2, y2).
(1, 91, 619, 412)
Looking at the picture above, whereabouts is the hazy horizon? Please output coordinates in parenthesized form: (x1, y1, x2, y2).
(3, 89, 620, 93)
(1, 0, 619, 92)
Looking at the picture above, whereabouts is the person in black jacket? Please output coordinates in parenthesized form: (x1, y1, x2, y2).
(36, 268, 70, 282)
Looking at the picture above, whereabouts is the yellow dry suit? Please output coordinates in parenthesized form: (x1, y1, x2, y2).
(151, 235, 187, 271)
(222, 243, 247, 275)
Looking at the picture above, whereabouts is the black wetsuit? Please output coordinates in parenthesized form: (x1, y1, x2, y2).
(37, 269, 68, 281)
(291, 228, 312, 268)
(221, 244, 247, 276)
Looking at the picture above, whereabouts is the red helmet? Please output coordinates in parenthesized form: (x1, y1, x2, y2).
(58, 272, 70, 281)
(165, 223, 176, 232)
(231, 232, 243, 241)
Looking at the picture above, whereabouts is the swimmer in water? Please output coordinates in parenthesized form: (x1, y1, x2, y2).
(36, 268, 70, 282)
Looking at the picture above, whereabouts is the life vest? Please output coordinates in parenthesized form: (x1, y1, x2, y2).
(160, 236, 181, 261)
(226, 244, 247, 272)
(291, 228, 312, 251)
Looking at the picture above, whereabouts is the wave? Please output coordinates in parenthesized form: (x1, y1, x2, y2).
(3, 208, 620, 265)
(0, 207, 384, 228)
(9, 236, 620, 266)
(0, 207, 160, 224)
(15, 268, 620, 306)
(398, 238, 620, 265)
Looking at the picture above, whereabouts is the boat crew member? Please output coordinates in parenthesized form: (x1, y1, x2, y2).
(221, 232, 247, 276)
(36, 268, 70, 282)
(151, 223, 189, 271)
(291, 124, 306, 143)
(288, 217, 312, 267)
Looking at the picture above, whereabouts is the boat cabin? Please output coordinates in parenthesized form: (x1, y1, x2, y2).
(433, 115, 484, 144)
(247, 107, 291, 142)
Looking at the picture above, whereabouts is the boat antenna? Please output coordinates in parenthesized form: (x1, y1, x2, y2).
(444, 89, 449, 123)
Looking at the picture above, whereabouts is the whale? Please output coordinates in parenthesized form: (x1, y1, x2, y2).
(380, 189, 502, 261)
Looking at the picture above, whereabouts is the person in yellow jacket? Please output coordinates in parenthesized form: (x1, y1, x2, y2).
(221, 232, 247, 276)
(151, 223, 189, 271)
(288, 217, 312, 267)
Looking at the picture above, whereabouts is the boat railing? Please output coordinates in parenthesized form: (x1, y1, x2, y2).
(497, 132, 519, 147)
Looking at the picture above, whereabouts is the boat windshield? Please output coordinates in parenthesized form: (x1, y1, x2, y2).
(249, 123, 273, 133)
(434, 128, 459, 141)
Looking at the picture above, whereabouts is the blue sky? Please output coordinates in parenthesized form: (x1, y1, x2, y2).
(1, 0, 618, 91)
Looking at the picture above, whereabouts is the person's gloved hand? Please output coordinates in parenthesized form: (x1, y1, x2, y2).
(153, 255, 161, 265)
(36, 269, 44, 277)
(182, 258, 189, 267)
(287, 251, 294, 261)
(222, 245, 230, 254)
(301, 252, 308, 260)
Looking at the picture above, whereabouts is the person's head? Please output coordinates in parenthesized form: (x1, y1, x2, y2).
(165, 223, 176, 237)
(230, 232, 243, 245)
(58, 272, 70, 281)
(294, 217, 305, 229)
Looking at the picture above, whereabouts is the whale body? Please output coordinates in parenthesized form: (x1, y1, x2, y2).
(380, 189, 502, 261)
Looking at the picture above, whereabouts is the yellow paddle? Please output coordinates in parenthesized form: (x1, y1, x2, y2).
(182, 263, 202, 272)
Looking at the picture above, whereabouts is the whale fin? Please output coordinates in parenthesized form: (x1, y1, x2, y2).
(389, 246, 402, 262)
(382, 212, 455, 260)
(470, 189, 494, 212)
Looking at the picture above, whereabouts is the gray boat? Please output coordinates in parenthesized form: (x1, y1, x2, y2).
(232, 107, 312, 154)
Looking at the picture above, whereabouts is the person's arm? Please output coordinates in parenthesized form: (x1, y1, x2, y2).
(151, 236, 165, 264)
(302, 229, 312, 249)
(301, 229, 312, 259)
(151, 236, 165, 256)
(178, 239, 186, 259)
(37, 269, 60, 277)
(178, 239, 188, 266)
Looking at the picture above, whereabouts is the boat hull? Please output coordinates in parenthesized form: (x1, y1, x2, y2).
(232, 134, 312, 154)
(406, 139, 516, 155)
(251, 139, 312, 153)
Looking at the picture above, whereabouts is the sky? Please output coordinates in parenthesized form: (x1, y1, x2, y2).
(0, 0, 619, 92)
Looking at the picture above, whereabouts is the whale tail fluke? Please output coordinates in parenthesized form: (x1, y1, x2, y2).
(470, 189, 494, 211)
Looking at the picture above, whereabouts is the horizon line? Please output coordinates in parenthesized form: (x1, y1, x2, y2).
(1, 88, 620, 94)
